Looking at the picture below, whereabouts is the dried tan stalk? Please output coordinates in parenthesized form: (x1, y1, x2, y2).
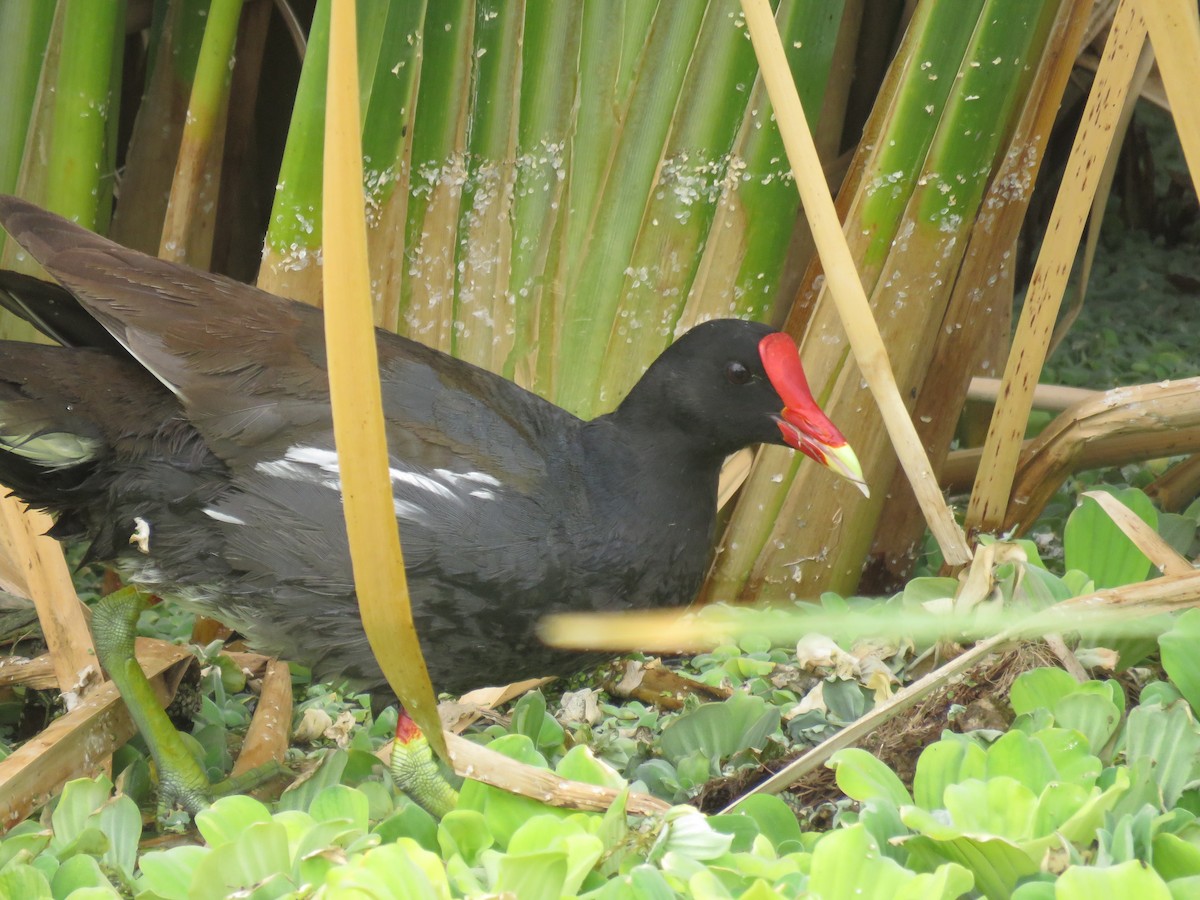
(444, 732, 670, 816)
(1048, 38, 1155, 359)
(966, 378, 1098, 413)
(0, 652, 55, 690)
(967, 0, 1147, 533)
(0, 640, 192, 833)
(231, 659, 292, 778)
(943, 378, 1200, 504)
(1002, 378, 1200, 532)
(0, 496, 96, 704)
(738, 0, 970, 566)
(1146, 456, 1200, 512)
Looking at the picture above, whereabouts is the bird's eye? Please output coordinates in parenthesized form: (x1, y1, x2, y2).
(724, 361, 751, 385)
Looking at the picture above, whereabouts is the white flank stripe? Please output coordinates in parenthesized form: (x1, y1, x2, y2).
(204, 508, 247, 526)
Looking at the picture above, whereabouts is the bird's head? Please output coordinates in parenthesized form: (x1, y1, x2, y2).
(617, 319, 868, 496)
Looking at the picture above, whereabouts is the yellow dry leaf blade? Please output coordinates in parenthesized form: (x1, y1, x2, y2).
(322, 1, 444, 760)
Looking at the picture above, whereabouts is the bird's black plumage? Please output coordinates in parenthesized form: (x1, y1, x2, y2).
(0, 196, 857, 694)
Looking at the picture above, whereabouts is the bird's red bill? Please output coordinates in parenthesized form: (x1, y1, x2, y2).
(759, 332, 869, 497)
(759, 332, 847, 452)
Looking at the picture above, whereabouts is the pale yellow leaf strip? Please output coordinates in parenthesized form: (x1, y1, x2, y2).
(739, 0, 970, 566)
(322, 2, 445, 760)
(1141, 0, 1200, 198)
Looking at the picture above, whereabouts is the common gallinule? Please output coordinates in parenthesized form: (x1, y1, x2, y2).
(0, 195, 865, 812)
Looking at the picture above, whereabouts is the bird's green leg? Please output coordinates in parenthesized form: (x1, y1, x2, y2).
(389, 709, 458, 818)
(92, 587, 286, 820)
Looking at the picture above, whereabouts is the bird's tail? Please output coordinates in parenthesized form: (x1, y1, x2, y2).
(0, 343, 132, 526)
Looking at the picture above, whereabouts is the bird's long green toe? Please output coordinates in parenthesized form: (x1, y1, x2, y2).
(92, 588, 213, 816)
(93, 588, 290, 821)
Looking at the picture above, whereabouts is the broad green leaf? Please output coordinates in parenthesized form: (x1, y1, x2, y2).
(190, 821, 292, 900)
(1160, 610, 1200, 716)
(1124, 703, 1200, 808)
(913, 737, 987, 810)
(984, 730, 1057, 794)
(728, 794, 805, 853)
(0, 824, 52, 870)
(512, 691, 566, 755)
(438, 810, 493, 866)
(320, 839, 450, 899)
(1031, 728, 1101, 787)
(829, 748, 912, 807)
(194, 795, 273, 849)
(943, 777, 1037, 841)
(810, 825, 972, 900)
(1053, 693, 1122, 755)
(555, 745, 626, 790)
(707, 813, 763, 853)
(97, 794, 140, 882)
(493, 849, 568, 900)
(309, 784, 370, 832)
(1030, 781, 1090, 837)
(373, 799, 440, 852)
(136, 846, 208, 900)
(903, 832, 1037, 899)
(901, 577, 960, 607)
(1063, 488, 1157, 589)
(0, 864, 52, 899)
(50, 777, 111, 849)
(276, 750, 350, 813)
(658, 693, 781, 765)
(1009, 667, 1080, 716)
(50, 855, 116, 897)
(1055, 860, 1172, 899)
(1152, 832, 1200, 881)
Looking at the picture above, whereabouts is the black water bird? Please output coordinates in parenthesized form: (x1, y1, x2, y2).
(0, 195, 866, 697)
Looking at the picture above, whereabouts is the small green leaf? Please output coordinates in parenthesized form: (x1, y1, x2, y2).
(1160, 610, 1200, 716)
(50, 854, 116, 897)
(658, 693, 781, 765)
(493, 849, 568, 900)
(137, 846, 209, 900)
(50, 777, 112, 849)
(438, 810, 493, 866)
(194, 795, 273, 849)
(1055, 860, 1172, 899)
(309, 784, 370, 832)
(728, 793, 804, 853)
(829, 748, 912, 807)
(913, 737, 987, 810)
(1009, 667, 1080, 716)
(1064, 489, 1157, 589)
(0, 864, 52, 899)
